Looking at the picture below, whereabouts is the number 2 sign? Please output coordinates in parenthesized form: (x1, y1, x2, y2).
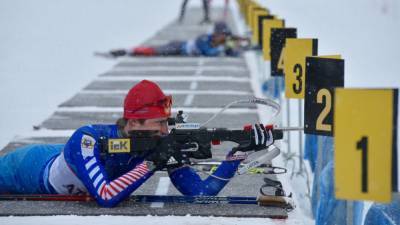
(304, 56, 344, 136)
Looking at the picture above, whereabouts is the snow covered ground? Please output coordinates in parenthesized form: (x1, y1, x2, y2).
(0, 215, 302, 225)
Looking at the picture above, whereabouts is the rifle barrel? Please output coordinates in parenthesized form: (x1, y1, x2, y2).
(275, 127, 304, 131)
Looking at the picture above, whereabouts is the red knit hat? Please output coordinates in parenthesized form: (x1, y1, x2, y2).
(123, 80, 172, 119)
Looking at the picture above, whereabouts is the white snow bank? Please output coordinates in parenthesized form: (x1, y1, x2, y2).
(0, 215, 305, 225)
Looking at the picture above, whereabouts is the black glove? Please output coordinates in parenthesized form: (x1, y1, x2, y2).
(233, 123, 274, 152)
(145, 136, 190, 170)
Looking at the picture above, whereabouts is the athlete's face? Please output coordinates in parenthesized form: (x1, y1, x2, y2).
(212, 34, 226, 46)
(127, 117, 169, 135)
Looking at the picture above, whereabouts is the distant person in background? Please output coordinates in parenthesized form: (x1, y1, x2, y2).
(223, 0, 230, 20)
(95, 22, 253, 58)
(179, 0, 211, 24)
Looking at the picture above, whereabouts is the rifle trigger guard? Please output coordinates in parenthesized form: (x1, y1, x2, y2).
(181, 142, 199, 152)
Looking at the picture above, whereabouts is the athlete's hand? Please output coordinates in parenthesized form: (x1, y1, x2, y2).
(145, 136, 190, 170)
(145, 135, 175, 170)
(233, 123, 274, 152)
(226, 150, 247, 161)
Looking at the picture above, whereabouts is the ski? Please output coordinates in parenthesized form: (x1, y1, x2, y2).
(93, 51, 115, 59)
(0, 194, 293, 209)
(132, 195, 258, 204)
(0, 194, 256, 205)
(0, 194, 294, 210)
(0, 194, 93, 202)
(257, 195, 293, 210)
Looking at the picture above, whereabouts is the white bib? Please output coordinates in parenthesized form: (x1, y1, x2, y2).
(185, 40, 197, 55)
(49, 153, 88, 195)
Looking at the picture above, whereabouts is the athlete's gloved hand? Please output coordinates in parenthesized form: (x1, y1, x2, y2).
(164, 148, 191, 170)
(226, 150, 247, 161)
(232, 123, 274, 153)
(145, 136, 190, 171)
(144, 135, 175, 170)
(225, 39, 236, 49)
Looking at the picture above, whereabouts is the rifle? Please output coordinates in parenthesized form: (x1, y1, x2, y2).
(99, 97, 292, 168)
(100, 121, 283, 168)
(224, 35, 261, 55)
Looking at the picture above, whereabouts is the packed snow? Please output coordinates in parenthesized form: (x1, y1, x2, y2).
(0, 215, 306, 225)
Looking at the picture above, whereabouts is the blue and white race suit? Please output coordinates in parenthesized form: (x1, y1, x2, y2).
(0, 124, 241, 207)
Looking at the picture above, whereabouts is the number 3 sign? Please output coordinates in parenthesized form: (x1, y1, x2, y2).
(284, 38, 318, 99)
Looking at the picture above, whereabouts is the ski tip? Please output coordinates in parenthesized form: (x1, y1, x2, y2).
(93, 51, 115, 59)
(257, 195, 295, 211)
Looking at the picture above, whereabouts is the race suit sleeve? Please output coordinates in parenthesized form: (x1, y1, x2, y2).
(196, 35, 221, 56)
(64, 126, 153, 207)
(168, 160, 241, 196)
(201, 45, 221, 56)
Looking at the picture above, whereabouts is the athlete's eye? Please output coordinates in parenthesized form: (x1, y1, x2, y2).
(159, 120, 168, 126)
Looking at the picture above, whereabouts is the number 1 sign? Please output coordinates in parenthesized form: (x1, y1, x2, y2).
(334, 88, 398, 202)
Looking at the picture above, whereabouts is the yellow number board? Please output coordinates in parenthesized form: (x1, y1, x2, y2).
(262, 19, 284, 60)
(238, 0, 247, 15)
(237, 0, 244, 14)
(251, 9, 269, 44)
(334, 88, 398, 203)
(242, 0, 252, 24)
(246, 3, 260, 26)
(284, 38, 318, 98)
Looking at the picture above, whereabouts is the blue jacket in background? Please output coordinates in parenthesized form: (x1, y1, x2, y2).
(195, 34, 222, 56)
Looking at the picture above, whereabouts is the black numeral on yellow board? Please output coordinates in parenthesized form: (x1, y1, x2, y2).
(357, 136, 368, 193)
(316, 89, 332, 132)
(284, 38, 318, 98)
(293, 64, 302, 94)
(334, 89, 397, 202)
